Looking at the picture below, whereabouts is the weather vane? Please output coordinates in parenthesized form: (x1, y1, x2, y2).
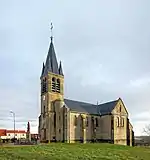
(50, 22, 53, 41)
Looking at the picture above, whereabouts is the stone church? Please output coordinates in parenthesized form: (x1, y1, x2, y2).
(38, 31, 134, 146)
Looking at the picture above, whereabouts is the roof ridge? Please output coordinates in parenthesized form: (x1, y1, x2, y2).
(65, 98, 119, 106)
(64, 98, 94, 105)
(98, 99, 118, 106)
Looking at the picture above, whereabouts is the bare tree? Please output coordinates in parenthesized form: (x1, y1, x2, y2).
(143, 124, 150, 136)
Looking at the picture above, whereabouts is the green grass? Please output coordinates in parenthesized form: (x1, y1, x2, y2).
(0, 143, 150, 160)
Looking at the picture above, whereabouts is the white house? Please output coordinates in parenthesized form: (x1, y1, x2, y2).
(0, 130, 27, 139)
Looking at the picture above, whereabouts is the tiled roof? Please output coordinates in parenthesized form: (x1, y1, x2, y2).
(0, 129, 6, 136)
(64, 98, 118, 115)
(6, 130, 26, 134)
(0, 129, 26, 135)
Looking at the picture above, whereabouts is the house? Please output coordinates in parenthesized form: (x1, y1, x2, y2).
(0, 129, 26, 140)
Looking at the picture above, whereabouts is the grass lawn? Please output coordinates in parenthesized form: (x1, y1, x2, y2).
(0, 143, 150, 160)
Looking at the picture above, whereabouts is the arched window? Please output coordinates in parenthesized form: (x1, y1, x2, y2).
(80, 115, 84, 128)
(111, 117, 114, 129)
(52, 77, 56, 92)
(51, 102, 54, 112)
(43, 106, 46, 118)
(91, 117, 94, 127)
(54, 112, 56, 128)
(95, 117, 98, 127)
(56, 79, 60, 93)
(117, 117, 119, 127)
(74, 115, 77, 126)
(44, 129, 46, 139)
(119, 106, 121, 112)
(121, 118, 124, 127)
(86, 117, 88, 127)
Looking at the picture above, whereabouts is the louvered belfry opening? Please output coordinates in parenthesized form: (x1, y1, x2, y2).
(56, 79, 60, 93)
(42, 78, 47, 94)
(52, 77, 56, 92)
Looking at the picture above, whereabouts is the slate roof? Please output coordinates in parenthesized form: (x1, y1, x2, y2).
(64, 98, 118, 115)
(58, 61, 64, 76)
(42, 38, 63, 77)
(41, 63, 45, 77)
(98, 100, 118, 115)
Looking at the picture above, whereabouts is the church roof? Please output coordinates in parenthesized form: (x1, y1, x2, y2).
(41, 62, 45, 77)
(64, 98, 118, 115)
(41, 24, 64, 77)
(43, 39, 59, 76)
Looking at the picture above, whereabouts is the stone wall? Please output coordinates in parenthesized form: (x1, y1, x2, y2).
(69, 113, 112, 143)
(39, 71, 64, 142)
(112, 99, 128, 145)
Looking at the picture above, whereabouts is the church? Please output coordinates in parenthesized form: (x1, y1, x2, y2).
(38, 27, 134, 146)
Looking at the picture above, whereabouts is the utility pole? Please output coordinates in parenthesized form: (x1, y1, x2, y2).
(10, 111, 15, 144)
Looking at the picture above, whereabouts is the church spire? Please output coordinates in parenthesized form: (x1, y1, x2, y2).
(59, 61, 64, 76)
(43, 23, 59, 75)
(50, 22, 53, 42)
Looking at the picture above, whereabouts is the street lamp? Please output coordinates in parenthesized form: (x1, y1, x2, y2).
(10, 111, 15, 143)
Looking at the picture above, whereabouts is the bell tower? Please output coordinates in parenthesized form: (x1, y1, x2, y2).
(39, 23, 64, 142)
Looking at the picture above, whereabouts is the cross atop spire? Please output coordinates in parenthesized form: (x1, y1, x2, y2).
(50, 22, 53, 42)
(41, 23, 64, 77)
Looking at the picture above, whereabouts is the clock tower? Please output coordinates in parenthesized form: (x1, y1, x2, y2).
(38, 24, 64, 142)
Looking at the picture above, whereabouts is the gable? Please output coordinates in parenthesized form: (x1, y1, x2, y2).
(111, 98, 128, 116)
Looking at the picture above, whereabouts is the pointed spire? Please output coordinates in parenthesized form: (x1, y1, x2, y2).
(41, 62, 45, 77)
(59, 61, 64, 76)
(43, 23, 59, 75)
(50, 22, 53, 42)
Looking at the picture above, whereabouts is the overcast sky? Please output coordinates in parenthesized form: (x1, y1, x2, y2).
(0, 0, 150, 135)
